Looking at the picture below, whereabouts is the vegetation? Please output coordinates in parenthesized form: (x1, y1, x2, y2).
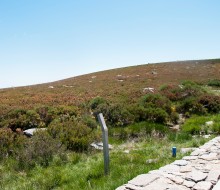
(0, 60, 220, 189)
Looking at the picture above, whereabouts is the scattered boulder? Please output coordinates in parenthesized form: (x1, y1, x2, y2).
(90, 142, 113, 150)
(205, 121, 214, 127)
(23, 128, 47, 137)
(146, 158, 159, 164)
(143, 87, 154, 93)
(48, 86, 54, 89)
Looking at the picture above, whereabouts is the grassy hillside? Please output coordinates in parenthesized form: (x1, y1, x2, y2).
(0, 59, 220, 189)
(0, 59, 220, 115)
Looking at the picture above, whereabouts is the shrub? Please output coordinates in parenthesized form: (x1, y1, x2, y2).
(93, 104, 134, 127)
(208, 79, 220, 87)
(48, 118, 98, 152)
(177, 97, 207, 115)
(198, 95, 220, 113)
(17, 130, 65, 170)
(181, 115, 211, 135)
(90, 97, 107, 110)
(82, 115, 97, 130)
(139, 94, 172, 114)
(160, 81, 205, 102)
(0, 128, 16, 159)
(0, 109, 42, 131)
(0, 128, 27, 160)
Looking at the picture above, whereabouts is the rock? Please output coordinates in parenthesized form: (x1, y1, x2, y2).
(185, 170, 207, 183)
(115, 185, 126, 190)
(125, 183, 143, 190)
(213, 180, 220, 190)
(170, 125, 180, 131)
(128, 174, 160, 187)
(183, 180, 196, 188)
(168, 184, 191, 190)
(200, 153, 218, 161)
(48, 86, 54, 89)
(203, 135, 211, 139)
(191, 149, 207, 156)
(165, 174, 184, 185)
(146, 158, 158, 164)
(159, 164, 180, 173)
(205, 121, 214, 126)
(141, 178, 170, 190)
(181, 148, 197, 154)
(23, 128, 47, 137)
(90, 142, 113, 150)
(172, 160, 189, 166)
(206, 170, 220, 184)
(183, 156, 198, 160)
(124, 150, 130, 154)
(180, 165, 192, 173)
(193, 181, 213, 190)
(143, 87, 154, 93)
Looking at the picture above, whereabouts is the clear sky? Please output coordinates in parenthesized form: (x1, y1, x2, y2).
(0, 0, 220, 88)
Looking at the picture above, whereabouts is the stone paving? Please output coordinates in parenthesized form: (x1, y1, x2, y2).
(116, 136, 220, 190)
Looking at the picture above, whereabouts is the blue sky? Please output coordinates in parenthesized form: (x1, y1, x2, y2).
(0, 0, 220, 88)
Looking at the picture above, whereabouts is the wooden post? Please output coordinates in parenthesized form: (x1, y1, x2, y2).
(98, 113, 110, 175)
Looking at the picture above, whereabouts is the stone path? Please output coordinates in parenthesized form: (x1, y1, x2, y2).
(116, 136, 220, 190)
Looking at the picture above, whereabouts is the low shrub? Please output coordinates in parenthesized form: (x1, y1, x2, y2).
(177, 97, 207, 115)
(181, 115, 211, 135)
(198, 94, 220, 113)
(48, 118, 99, 152)
(208, 79, 220, 87)
(90, 97, 107, 110)
(93, 103, 134, 127)
(17, 130, 66, 170)
(0, 128, 26, 160)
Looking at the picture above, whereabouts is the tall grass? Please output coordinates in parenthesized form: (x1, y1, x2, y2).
(0, 135, 212, 190)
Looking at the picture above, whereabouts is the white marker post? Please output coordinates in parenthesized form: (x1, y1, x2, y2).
(98, 113, 110, 175)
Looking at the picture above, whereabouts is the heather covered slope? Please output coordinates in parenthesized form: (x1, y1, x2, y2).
(0, 59, 220, 115)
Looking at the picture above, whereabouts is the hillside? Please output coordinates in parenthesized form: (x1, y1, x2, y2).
(0, 59, 220, 115)
(0, 59, 220, 190)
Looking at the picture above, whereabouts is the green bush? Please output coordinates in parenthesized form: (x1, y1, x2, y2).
(177, 97, 207, 115)
(181, 116, 211, 135)
(0, 109, 42, 131)
(208, 79, 220, 87)
(82, 115, 97, 130)
(17, 130, 66, 170)
(0, 128, 27, 160)
(48, 118, 99, 152)
(140, 94, 172, 114)
(93, 104, 134, 127)
(90, 97, 107, 110)
(0, 128, 16, 159)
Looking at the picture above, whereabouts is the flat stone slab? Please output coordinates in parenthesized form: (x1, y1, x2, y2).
(213, 180, 220, 190)
(128, 174, 159, 187)
(199, 153, 218, 161)
(183, 180, 196, 188)
(193, 181, 213, 190)
(173, 160, 189, 166)
(185, 170, 207, 182)
(159, 164, 180, 173)
(206, 170, 220, 184)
